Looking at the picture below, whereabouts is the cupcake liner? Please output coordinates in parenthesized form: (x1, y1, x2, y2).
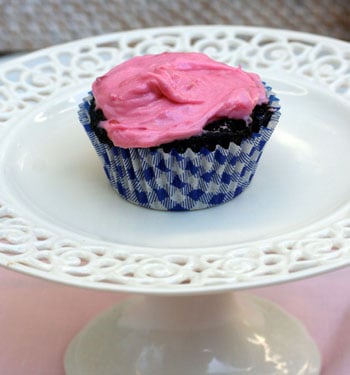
(78, 84, 280, 211)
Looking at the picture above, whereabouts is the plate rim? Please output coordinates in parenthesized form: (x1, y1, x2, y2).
(0, 25, 349, 295)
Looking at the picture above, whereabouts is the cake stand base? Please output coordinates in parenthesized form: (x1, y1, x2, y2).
(64, 292, 321, 375)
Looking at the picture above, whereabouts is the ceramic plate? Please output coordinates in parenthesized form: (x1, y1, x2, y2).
(0, 26, 349, 294)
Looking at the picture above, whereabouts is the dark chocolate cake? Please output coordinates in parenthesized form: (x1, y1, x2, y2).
(88, 96, 273, 154)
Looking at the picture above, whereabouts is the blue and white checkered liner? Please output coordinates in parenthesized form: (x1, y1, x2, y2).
(78, 85, 280, 210)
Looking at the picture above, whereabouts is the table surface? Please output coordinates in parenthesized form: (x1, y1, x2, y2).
(0, 265, 349, 375)
(0, 0, 349, 53)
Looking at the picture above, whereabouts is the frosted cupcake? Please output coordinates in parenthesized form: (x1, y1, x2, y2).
(78, 52, 280, 210)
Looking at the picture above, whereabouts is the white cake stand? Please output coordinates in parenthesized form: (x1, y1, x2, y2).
(0, 26, 350, 374)
(64, 292, 323, 375)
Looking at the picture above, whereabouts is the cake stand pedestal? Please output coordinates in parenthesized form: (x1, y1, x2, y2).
(64, 292, 320, 375)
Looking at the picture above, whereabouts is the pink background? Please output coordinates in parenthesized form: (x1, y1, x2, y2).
(0, 266, 349, 374)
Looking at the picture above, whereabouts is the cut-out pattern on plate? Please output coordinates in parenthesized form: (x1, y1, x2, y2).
(0, 26, 349, 293)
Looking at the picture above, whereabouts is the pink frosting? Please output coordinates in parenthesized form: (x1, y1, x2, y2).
(92, 52, 267, 148)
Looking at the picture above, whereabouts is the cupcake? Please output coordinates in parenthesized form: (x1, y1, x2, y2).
(78, 52, 280, 211)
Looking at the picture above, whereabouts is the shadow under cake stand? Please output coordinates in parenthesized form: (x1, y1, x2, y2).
(1, 25, 350, 375)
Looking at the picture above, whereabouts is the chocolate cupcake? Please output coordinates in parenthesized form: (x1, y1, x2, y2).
(78, 52, 280, 210)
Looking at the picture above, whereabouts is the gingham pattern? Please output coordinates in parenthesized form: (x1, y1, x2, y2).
(78, 85, 280, 210)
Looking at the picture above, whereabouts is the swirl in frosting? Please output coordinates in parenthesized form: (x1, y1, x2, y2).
(92, 52, 268, 148)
